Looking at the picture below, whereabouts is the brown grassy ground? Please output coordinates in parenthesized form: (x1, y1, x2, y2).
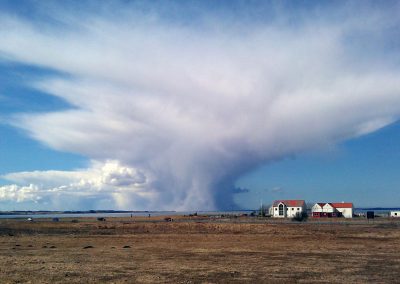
(0, 217, 399, 283)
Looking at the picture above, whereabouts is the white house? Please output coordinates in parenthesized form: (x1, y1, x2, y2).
(334, 203, 354, 218)
(312, 202, 354, 218)
(390, 211, 400, 218)
(270, 200, 306, 218)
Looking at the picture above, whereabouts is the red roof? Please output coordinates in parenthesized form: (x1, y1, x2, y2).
(331, 202, 353, 208)
(315, 202, 353, 208)
(273, 200, 305, 207)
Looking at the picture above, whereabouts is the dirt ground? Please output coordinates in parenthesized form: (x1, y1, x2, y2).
(0, 217, 399, 283)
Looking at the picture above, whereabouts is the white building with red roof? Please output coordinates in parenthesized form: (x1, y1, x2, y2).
(312, 202, 354, 218)
(270, 200, 307, 218)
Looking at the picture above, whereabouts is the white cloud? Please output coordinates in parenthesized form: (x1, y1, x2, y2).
(0, 161, 151, 210)
(0, 184, 41, 203)
(0, 3, 400, 210)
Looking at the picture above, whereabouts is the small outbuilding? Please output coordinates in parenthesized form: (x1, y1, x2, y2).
(390, 211, 400, 218)
(270, 200, 307, 218)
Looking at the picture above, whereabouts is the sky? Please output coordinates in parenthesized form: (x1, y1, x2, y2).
(0, 0, 400, 211)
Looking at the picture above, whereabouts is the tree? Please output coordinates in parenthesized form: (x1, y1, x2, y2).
(259, 204, 268, 217)
(292, 211, 308, 222)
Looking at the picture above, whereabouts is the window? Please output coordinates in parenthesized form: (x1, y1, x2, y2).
(278, 204, 284, 216)
(275, 208, 277, 211)
(395, 213, 398, 216)
(292, 208, 294, 210)
(297, 208, 300, 210)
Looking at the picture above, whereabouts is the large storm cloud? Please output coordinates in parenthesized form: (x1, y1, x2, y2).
(1, 2, 400, 210)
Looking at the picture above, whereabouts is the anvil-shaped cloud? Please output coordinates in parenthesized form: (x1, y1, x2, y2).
(0, 2, 400, 210)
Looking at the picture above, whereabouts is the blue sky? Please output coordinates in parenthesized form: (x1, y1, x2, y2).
(0, 63, 86, 176)
(236, 121, 400, 208)
(0, 1, 400, 210)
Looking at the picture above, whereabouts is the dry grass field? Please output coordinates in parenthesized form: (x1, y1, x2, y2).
(0, 216, 400, 283)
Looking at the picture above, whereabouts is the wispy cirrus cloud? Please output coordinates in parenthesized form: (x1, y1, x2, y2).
(0, 2, 400, 210)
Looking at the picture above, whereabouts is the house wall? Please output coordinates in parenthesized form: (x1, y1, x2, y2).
(322, 204, 335, 213)
(268, 206, 274, 216)
(286, 206, 304, 217)
(390, 211, 400, 217)
(271, 205, 306, 218)
(272, 206, 286, 218)
(312, 204, 323, 213)
(336, 207, 353, 218)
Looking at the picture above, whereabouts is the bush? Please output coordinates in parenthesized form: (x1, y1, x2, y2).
(292, 212, 308, 222)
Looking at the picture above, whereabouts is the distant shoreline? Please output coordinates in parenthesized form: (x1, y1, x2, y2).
(0, 210, 176, 216)
(1, 208, 399, 216)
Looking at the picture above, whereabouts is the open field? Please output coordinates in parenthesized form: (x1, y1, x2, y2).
(0, 216, 400, 283)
